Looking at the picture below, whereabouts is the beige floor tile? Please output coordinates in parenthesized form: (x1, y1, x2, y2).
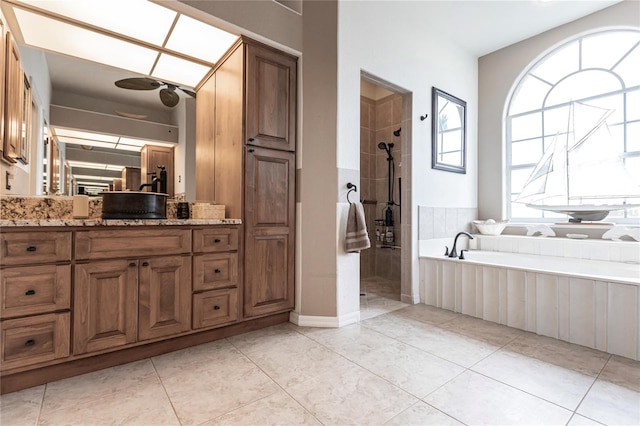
(362, 313, 498, 367)
(151, 338, 242, 378)
(392, 304, 461, 325)
(597, 355, 640, 391)
(227, 323, 303, 356)
(157, 353, 280, 425)
(203, 390, 321, 426)
(303, 324, 464, 397)
(567, 414, 605, 425)
(285, 360, 417, 425)
(472, 349, 597, 409)
(38, 382, 179, 426)
(385, 401, 463, 425)
(506, 332, 610, 376)
(0, 385, 44, 426)
(440, 314, 523, 346)
(424, 370, 573, 425)
(41, 359, 159, 412)
(577, 378, 640, 426)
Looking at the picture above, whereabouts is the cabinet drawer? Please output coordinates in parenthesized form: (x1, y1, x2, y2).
(0, 232, 71, 266)
(193, 228, 238, 253)
(1, 312, 70, 371)
(1, 265, 71, 319)
(75, 229, 191, 260)
(193, 253, 238, 291)
(193, 289, 238, 329)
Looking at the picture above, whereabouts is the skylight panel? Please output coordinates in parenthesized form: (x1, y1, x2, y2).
(165, 14, 238, 64)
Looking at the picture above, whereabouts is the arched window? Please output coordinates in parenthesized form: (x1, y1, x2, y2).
(506, 29, 640, 222)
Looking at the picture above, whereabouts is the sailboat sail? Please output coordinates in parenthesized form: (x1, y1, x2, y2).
(514, 101, 640, 221)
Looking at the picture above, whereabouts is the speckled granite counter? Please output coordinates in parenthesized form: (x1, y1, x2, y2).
(0, 218, 241, 227)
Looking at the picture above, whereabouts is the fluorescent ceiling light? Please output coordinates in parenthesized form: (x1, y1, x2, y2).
(53, 128, 119, 143)
(118, 137, 175, 148)
(15, 0, 176, 46)
(67, 160, 124, 171)
(152, 53, 211, 88)
(166, 14, 238, 63)
(73, 174, 115, 181)
(56, 137, 115, 149)
(14, 8, 157, 75)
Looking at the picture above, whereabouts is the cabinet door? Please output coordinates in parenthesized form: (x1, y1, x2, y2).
(1, 18, 6, 159)
(74, 260, 138, 354)
(3, 31, 22, 163)
(244, 147, 295, 317)
(245, 43, 297, 152)
(141, 145, 174, 196)
(138, 255, 191, 340)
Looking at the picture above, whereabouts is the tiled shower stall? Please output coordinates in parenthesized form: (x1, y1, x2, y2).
(360, 93, 403, 283)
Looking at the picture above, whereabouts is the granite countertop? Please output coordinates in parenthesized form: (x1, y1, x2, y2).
(0, 218, 242, 227)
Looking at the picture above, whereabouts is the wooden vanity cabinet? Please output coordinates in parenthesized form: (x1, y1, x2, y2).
(195, 37, 297, 319)
(192, 227, 240, 329)
(0, 230, 72, 371)
(73, 229, 192, 355)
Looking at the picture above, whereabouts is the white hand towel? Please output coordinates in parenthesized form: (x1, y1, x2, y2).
(345, 202, 371, 253)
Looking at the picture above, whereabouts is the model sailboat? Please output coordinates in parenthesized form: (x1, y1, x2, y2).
(514, 101, 640, 222)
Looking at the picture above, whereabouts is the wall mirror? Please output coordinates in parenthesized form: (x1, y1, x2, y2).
(432, 87, 466, 174)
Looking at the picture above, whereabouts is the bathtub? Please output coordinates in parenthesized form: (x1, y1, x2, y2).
(420, 249, 640, 360)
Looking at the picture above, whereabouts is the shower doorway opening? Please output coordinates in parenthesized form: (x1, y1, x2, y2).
(359, 73, 412, 320)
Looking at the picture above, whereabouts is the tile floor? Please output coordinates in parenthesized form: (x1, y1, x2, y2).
(359, 276, 408, 320)
(2, 302, 639, 425)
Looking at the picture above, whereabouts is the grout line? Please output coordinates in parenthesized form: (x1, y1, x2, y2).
(569, 353, 612, 424)
(149, 356, 184, 425)
(225, 336, 325, 425)
(34, 383, 46, 426)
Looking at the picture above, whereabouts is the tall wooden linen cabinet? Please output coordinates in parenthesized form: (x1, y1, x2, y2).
(196, 37, 296, 319)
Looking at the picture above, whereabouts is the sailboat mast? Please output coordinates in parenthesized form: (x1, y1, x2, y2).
(565, 103, 572, 204)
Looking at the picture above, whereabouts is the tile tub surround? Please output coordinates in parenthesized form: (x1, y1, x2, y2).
(2, 304, 638, 426)
(420, 250, 640, 361)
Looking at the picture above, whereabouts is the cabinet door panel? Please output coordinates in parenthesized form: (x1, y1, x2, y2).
(74, 260, 137, 354)
(138, 255, 191, 340)
(246, 43, 296, 151)
(3, 31, 22, 163)
(244, 148, 295, 317)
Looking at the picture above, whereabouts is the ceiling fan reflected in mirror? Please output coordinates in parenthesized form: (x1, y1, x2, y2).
(114, 77, 196, 108)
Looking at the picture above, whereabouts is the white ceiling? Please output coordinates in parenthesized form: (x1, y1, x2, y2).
(428, 0, 623, 57)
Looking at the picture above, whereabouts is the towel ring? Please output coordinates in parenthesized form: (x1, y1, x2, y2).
(346, 183, 357, 204)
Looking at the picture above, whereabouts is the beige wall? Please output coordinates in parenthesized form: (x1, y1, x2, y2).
(478, 0, 640, 220)
(298, 0, 339, 317)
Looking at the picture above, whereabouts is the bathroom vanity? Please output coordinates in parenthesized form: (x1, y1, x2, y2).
(0, 220, 290, 394)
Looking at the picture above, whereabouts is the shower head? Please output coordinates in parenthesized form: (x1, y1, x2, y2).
(377, 142, 388, 150)
(393, 128, 401, 137)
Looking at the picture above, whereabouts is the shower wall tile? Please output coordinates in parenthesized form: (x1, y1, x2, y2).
(393, 95, 402, 126)
(376, 99, 392, 129)
(360, 99, 370, 129)
(360, 153, 370, 180)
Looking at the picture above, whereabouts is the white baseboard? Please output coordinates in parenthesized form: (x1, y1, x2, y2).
(289, 311, 360, 328)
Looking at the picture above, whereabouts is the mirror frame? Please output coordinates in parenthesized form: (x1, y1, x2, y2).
(431, 87, 467, 174)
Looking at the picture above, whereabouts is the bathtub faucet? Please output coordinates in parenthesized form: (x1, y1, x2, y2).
(447, 231, 474, 258)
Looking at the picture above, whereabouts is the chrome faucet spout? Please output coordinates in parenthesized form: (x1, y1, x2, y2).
(448, 231, 474, 258)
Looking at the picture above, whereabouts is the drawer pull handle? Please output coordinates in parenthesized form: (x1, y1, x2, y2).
(213, 305, 221, 310)
(214, 269, 221, 274)
(25, 339, 35, 347)
(26, 246, 37, 252)
(129, 262, 136, 267)
(214, 238, 222, 243)
(248, 137, 255, 142)
(25, 289, 36, 296)
(142, 262, 149, 267)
